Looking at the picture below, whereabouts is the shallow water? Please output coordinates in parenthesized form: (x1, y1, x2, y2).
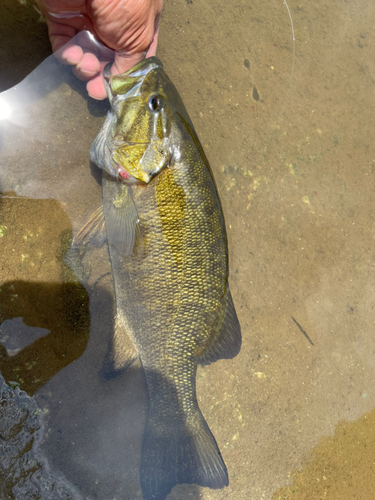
(1, 0, 375, 499)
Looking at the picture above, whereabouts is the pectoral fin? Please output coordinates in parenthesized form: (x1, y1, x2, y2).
(103, 183, 144, 256)
(198, 289, 241, 366)
(73, 205, 107, 249)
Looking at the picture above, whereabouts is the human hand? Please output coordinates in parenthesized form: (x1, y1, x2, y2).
(35, 0, 163, 100)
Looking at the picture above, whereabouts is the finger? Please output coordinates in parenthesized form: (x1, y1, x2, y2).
(47, 21, 78, 53)
(47, 21, 84, 65)
(86, 60, 111, 100)
(146, 12, 161, 58)
(45, 16, 97, 60)
(86, 71, 108, 100)
(59, 44, 84, 65)
(46, 13, 93, 44)
(111, 52, 146, 76)
(145, 31, 159, 58)
(73, 52, 101, 80)
(110, 10, 162, 73)
(75, 30, 115, 63)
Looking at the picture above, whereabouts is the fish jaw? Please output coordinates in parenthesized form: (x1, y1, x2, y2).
(89, 110, 148, 184)
(103, 57, 163, 106)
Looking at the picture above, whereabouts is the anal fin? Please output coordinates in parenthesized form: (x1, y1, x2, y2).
(198, 289, 241, 366)
(101, 309, 139, 380)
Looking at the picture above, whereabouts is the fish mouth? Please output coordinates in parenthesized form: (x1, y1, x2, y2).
(116, 161, 151, 184)
(104, 57, 163, 102)
(103, 142, 151, 184)
(102, 136, 156, 184)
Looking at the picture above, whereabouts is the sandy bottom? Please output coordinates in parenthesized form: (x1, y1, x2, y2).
(1, 0, 375, 499)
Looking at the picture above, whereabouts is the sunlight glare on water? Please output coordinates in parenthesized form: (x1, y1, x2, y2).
(0, 98, 11, 120)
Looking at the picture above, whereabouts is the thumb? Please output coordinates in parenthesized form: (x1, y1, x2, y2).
(110, 13, 161, 76)
(111, 51, 147, 76)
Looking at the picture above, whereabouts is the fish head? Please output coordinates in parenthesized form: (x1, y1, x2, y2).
(98, 57, 191, 184)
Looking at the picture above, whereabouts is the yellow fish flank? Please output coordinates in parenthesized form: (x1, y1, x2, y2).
(75, 58, 241, 500)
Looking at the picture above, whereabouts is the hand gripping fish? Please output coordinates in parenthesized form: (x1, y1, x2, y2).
(74, 58, 241, 500)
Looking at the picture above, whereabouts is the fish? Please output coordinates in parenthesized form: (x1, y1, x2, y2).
(74, 57, 241, 500)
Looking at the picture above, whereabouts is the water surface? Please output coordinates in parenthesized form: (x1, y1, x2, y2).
(1, 0, 375, 499)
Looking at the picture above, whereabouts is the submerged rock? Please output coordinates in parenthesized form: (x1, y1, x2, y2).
(0, 372, 82, 500)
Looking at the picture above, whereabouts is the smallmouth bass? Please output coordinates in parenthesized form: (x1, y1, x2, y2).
(75, 58, 241, 500)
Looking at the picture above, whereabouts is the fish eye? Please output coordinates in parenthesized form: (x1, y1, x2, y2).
(148, 94, 163, 112)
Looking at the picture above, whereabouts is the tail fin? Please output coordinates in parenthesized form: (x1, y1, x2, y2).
(140, 409, 228, 500)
